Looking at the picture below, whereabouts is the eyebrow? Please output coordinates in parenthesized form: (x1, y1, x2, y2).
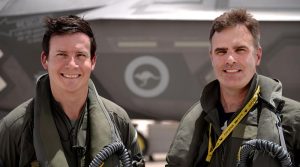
(214, 47, 228, 52)
(55, 50, 89, 55)
(214, 45, 248, 52)
(234, 45, 248, 49)
(76, 51, 89, 56)
(56, 50, 67, 53)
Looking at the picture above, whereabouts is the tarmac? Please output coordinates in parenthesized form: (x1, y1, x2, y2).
(144, 154, 166, 167)
(146, 161, 165, 167)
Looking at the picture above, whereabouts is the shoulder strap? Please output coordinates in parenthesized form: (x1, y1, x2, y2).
(89, 82, 121, 143)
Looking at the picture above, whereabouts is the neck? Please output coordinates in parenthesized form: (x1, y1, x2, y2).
(52, 88, 88, 120)
(220, 86, 249, 113)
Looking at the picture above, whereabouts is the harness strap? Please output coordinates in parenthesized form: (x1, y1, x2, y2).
(259, 96, 287, 150)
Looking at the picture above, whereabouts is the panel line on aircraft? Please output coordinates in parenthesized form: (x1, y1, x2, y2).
(174, 41, 210, 48)
(118, 41, 157, 48)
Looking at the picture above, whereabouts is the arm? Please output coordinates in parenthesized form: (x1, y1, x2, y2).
(281, 97, 300, 166)
(166, 102, 205, 167)
(0, 116, 20, 167)
(0, 99, 34, 167)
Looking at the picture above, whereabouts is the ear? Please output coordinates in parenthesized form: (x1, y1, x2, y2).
(41, 51, 48, 70)
(256, 47, 262, 66)
(91, 55, 97, 70)
(209, 49, 214, 65)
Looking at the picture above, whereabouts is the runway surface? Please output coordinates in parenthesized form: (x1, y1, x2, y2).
(144, 154, 166, 167)
(146, 161, 165, 167)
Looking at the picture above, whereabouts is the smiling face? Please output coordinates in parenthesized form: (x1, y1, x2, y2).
(210, 24, 262, 91)
(41, 32, 96, 96)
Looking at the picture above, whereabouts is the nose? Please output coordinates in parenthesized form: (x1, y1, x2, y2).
(226, 52, 236, 65)
(66, 56, 79, 67)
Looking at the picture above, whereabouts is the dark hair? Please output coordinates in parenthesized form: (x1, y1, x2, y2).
(209, 9, 261, 48)
(42, 15, 96, 58)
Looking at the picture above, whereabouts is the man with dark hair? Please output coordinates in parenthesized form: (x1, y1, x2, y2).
(0, 15, 144, 167)
(166, 9, 300, 166)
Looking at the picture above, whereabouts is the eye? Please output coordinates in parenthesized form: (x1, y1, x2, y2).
(236, 48, 247, 54)
(215, 50, 227, 56)
(76, 53, 88, 58)
(57, 53, 67, 57)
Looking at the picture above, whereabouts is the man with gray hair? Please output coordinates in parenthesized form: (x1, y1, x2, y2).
(166, 9, 300, 167)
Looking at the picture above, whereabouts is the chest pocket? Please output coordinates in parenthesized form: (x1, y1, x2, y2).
(232, 109, 258, 140)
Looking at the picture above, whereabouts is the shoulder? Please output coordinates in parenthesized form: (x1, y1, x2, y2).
(174, 101, 204, 136)
(166, 101, 204, 166)
(282, 96, 300, 110)
(173, 101, 205, 140)
(175, 101, 206, 137)
(99, 97, 139, 151)
(0, 99, 33, 129)
(0, 98, 33, 148)
(280, 97, 300, 153)
(0, 99, 34, 166)
(99, 97, 131, 123)
(180, 101, 203, 124)
(281, 96, 300, 122)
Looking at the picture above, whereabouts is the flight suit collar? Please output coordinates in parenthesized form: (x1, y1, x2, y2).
(33, 74, 115, 166)
(201, 73, 284, 143)
(200, 74, 258, 135)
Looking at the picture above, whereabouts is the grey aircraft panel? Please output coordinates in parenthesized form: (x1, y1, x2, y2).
(1, 0, 300, 120)
(85, 19, 300, 120)
(0, 0, 111, 16)
(79, 0, 300, 21)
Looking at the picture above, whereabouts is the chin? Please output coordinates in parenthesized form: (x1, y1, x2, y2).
(220, 80, 247, 89)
